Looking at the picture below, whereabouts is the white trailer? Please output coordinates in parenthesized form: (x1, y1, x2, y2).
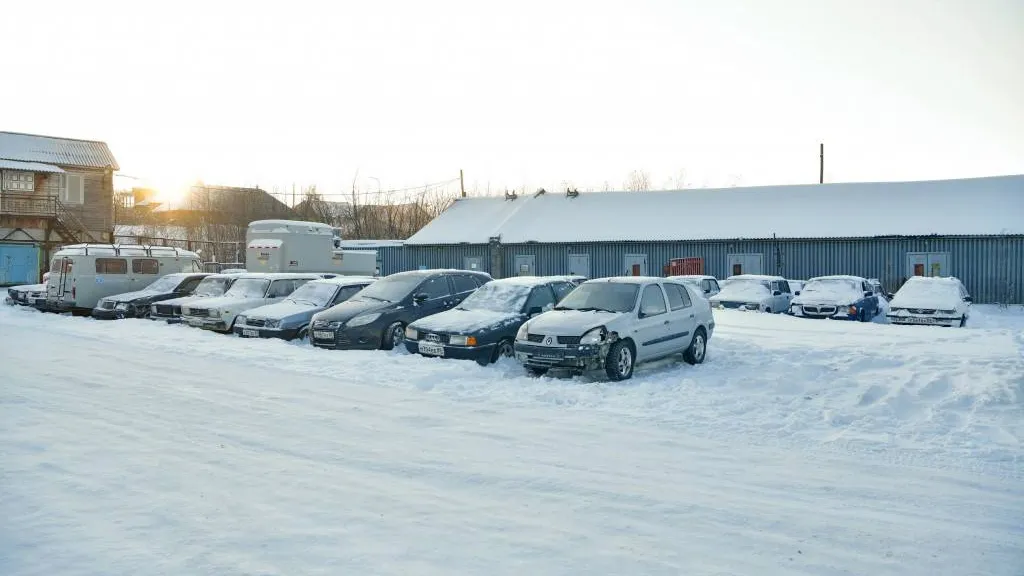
(245, 220, 378, 276)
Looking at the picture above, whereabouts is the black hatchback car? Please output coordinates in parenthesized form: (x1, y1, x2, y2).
(309, 269, 493, 350)
(91, 273, 210, 319)
(404, 276, 581, 365)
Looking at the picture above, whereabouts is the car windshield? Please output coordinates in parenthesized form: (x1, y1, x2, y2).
(141, 275, 183, 293)
(285, 282, 338, 307)
(718, 278, 771, 297)
(555, 283, 638, 313)
(353, 274, 424, 302)
(457, 282, 532, 313)
(194, 277, 232, 297)
(804, 278, 859, 293)
(224, 278, 270, 298)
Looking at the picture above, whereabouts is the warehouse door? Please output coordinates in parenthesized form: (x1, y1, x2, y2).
(906, 252, 949, 278)
(568, 254, 590, 278)
(624, 254, 648, 276)
(0, 243, 40, 286)
(514, 255, 536, 276)
(727, 253, 763, 276)
(462, 256, 484, 272)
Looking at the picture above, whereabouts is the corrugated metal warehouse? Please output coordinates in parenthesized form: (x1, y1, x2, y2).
(390, 175, 1024, 304)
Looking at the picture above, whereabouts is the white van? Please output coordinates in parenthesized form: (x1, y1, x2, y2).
(46, 244, 202, 314)
(246, 220, 377, 276)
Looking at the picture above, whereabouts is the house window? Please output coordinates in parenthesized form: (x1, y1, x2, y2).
(3, 171, 35, 192)
(62, 174, 84, 205)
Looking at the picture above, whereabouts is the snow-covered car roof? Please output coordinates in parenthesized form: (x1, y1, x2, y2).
(488, 276, 579, 287)
(233, 272, 329, 280)
(386, 269, 493, 278)
(667, 275, 717, 282)
(807, 275, 867, 283)
(891, 277, 967, 308)
(725, 274, 786, 282)
(308, 276, 377, 286)
(584, 276, 665, 285)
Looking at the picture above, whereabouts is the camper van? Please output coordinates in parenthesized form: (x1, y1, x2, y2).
(46, 244, 202, 314)
(245, 220, 377, 276)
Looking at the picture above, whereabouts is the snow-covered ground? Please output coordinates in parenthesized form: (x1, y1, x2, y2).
(1, 304, 1022, 575)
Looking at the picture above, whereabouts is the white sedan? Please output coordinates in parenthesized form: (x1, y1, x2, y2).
(887, 276, 972, 327)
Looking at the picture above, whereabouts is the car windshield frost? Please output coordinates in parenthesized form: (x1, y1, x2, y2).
(354, 274, 424, 302)
(457, 282, 531, 313)
(555, 283, 638, 313)
(285, 282, 338, 307)
(141, 275, 182, 293)
(194, 277, 231, 297)
(225, 278, 270, 298)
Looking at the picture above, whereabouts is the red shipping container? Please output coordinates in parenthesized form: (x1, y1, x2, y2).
(667, 257, 704, 276)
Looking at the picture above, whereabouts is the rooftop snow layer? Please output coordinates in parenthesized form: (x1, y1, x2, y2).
(404, 175, 1024, 245)
(0, 131, 119, 170)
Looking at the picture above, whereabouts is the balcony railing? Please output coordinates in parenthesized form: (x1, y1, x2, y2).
(0, 193, 58, 217)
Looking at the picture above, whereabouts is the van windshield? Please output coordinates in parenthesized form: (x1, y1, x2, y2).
(225, 278, 270, 298)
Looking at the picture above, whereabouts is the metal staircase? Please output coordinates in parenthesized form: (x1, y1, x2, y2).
(0, 193, 95, 244)
(53, 198, 95, 244)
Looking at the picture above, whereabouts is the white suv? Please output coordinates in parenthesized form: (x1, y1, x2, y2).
(513, 277, 716, 381)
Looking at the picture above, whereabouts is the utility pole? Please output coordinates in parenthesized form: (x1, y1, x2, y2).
(819, 143, 824, 184)
(291, 183, 296, 208)
(460, 169, 466, 197)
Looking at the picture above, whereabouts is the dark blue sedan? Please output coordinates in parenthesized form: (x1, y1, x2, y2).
(788, 275, 880, 321)
(404, 276, 581, 365)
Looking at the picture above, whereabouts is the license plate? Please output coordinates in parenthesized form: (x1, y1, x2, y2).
(188, 318, 203, 327)
(313, 330, 334, 340)
(418, 341, 445, 356)
(538, 352, 562, 359)
(904, 317, 937, 324)
(242, 329, 260, 337)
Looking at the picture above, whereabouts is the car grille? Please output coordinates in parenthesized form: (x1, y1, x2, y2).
(557, 336, 581, 345)
(100, 301, 116, 310)
(422, 333, 450, 344)
(188, 308, 210, 318)
(802, 305, 837, 315)
(908, 308, 936, 315)
(247, 318, 267, 327)
(527, 334, 544, 343)
(155, 304, 179, 317)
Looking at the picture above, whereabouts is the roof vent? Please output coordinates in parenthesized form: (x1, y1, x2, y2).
(504, 190, 518, 201)
(566, 187, 579, 198)
(533, 188, 546, 197)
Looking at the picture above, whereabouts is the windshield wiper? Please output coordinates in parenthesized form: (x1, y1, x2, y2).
(359, 295, 386, 302)
(565, 306, 614, 313)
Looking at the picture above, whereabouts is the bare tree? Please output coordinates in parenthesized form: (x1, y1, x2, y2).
(624, 170, 652, 192)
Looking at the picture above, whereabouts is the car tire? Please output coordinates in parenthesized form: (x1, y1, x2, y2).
(858, 309, 866, 322)
(605, 340, 635, 381)
(297, 326, 309, 341)
(489, 339, 514, 363)
(683, 328, 707, 365)
(525, 366, 548, 377)
(764, 307, 771, 313)
(381, 321, 404, 350)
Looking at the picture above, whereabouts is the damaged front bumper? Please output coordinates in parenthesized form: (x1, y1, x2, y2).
(513, 340, 608, 372)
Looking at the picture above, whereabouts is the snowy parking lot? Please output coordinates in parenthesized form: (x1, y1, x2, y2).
(2, 304, 1022, 575)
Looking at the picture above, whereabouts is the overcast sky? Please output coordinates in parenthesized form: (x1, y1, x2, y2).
(3, 0, 1022, 198)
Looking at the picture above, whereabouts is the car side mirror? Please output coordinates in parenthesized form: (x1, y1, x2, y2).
(773, 290, 782, 296)
(864, 291, 873, 297)
(268, 294, 277, 299)
(964, 296, 972, 302)
(793, 291, 801, 296)
(887, 293, 895, 300)
(413, 293, 428, 304)
(703, 288, 711, 294)
(528, 306, 543, 316)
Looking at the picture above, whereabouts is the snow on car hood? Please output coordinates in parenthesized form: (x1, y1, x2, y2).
(891, 281, 963, 310)
(711, 282, 771, 304)
(243, 300, 320, 321)
(792, 281, 863, 306)
(107, 289, 168, 303)
(525, 309, 625, 336)
(9, 283, 45, 293)
(412, 308, 522, 334)
(186, 295, 265, 311)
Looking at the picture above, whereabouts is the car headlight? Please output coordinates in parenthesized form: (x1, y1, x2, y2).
(449, 335, 478, 346)
(405, 326, 418, 339)
(348, 312, 381, 327)
(151, 304, 158, 314)
(328, 320, 343, 329)
(579, 327, 605, 345)
(115, 302, 129, 311)
(516, 323, 529, 340)
(264, 319, 281, 329)
(236, 315, 248, 325)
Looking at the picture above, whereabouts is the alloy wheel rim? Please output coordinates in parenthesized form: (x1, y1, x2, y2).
(617, 347, 632, 374)
(694, 335, 705, 360)
(499, 342, 514, 357)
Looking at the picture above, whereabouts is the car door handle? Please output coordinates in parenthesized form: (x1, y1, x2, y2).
(663, 320, 670, 325)
(688, 314, 694, 318)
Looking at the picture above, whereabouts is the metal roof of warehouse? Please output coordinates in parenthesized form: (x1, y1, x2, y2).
(0, 131, 120, 170)
(404, 174, 1024, 245)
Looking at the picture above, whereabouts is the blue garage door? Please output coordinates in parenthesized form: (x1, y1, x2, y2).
(0, 243, 40, 286)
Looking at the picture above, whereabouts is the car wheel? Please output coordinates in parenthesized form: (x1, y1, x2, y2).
(858, 308, 866, 322)
(525, 366, 548, 376)
(764, 307, 771, 314)
(683, 328, 707, 365)
(297, 326, 309, 341)
(382, 321, 404, 350)
(491, 339, 514, 363)
(605, 340, 635, 381)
